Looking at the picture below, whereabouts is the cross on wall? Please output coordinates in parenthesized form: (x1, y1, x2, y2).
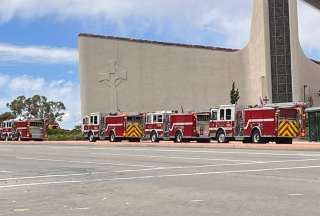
(98, 60, 127, 112)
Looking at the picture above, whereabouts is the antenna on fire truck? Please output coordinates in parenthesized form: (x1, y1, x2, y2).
(180, 105, 184, 113)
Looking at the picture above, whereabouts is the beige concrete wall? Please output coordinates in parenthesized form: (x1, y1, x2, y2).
(289, 0, 320, 106)
(79, 37, 245, 115)
(79, 0, 320, 117)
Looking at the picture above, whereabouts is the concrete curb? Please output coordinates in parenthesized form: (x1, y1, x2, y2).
(2, 140, 320, 151)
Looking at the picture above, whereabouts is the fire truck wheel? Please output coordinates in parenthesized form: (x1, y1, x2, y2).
(217, 131, 229, 143)
(4, 135, 8, 142)
(251, 129, 265, 144)
(110, 132, 116, 142)
(88, 132, 96, 142)
(150, 132, 159, 143)
(174, 131, 183, 143)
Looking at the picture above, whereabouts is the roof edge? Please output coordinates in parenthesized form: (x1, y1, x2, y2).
(311, 59, 320, 65)
(79, 33, 239, 52)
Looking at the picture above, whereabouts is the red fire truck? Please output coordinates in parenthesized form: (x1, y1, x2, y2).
(0, 119, 48, 141)
(209, 104, 301, 144)
(144, 111, 211, 143)
(82, 112, 144, 142)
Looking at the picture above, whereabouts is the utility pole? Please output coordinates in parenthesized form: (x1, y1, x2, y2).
(303, 85, 308, 103)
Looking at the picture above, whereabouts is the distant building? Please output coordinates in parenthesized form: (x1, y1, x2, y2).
(79, 0, 320, 117)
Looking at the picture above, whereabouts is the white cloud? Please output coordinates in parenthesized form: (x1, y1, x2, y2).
(9, 75, 45, 92)
(0, 74, 10, 88)
(0, 0, 253, 49)
(0, 0, 319, 55)
(0, 43, 78, 64)
(0, 98, 8, 109)
(298, 0, 320, 57)
(0, 73, 80, 129)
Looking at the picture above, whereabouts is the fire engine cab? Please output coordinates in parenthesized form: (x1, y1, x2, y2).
(144, 111, 211, 143)
(210, 105, 300, 144)
(82, 113, 104, 142)
(82, 112, 144, 142)
(0, 119, 48, 141)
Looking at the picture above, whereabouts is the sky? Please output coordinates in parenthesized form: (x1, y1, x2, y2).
(0, 0, 319, 129)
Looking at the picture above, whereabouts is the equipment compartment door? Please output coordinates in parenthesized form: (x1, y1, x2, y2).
(126, 116, 144, 138)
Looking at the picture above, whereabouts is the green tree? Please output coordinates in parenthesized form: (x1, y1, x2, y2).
(6, 96, 26, 117)
(6, 95, 66, 122)
(230, 81, 240, 104)
(0, 112, 15, 122)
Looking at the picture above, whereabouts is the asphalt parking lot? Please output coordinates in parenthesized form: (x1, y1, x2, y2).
(1, 142, 320, 216)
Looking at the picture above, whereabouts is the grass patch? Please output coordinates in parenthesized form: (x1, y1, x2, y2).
(48, 126, 85, 141)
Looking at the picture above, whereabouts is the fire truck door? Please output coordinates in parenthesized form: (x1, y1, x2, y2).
(163, 114, 170, 134)
(235, 111, 244, 136)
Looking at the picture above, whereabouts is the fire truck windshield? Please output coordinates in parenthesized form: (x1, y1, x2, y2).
(197, 114, 210, 122)
(30, 121, 43, 127)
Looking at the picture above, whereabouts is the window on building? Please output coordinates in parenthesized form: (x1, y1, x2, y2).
(220, 109, 225, 120)
(226, 109, 232, 120)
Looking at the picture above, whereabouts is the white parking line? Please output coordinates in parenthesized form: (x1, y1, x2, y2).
(15, 157, 155, 168)
(96, 147, 320, 157)
(0, 170, 11, 173)
(113, 158, 320, 173)
(1, 165, 320, 189)
(91, 153, 258, 163)
(0, 158, 318, 182)
(29, 145, 320, 158)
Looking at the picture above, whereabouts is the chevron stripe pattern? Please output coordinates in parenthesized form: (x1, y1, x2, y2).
(126, 123, 144, 138)
(278, 120, 299, 137)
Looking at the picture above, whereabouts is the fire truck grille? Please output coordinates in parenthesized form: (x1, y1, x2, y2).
(29, 127, 43, 139)
(278, 120, 299, 137)
(126, 123, 144, 138)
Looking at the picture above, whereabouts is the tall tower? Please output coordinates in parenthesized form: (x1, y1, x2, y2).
(268, 0, 293, 103)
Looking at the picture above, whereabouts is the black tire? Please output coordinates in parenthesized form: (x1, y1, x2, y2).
(109, 131, 116, 142)
(174, 131, 183, 143)
(4, 135, 9, 142)
(217, 131, 228, 143)
(150, 131, 159, 143)
(88, 132, 96, 142)
(251, 129, 265, 144)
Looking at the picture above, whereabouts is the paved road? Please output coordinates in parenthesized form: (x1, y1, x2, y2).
(0, 142, 320, 216)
